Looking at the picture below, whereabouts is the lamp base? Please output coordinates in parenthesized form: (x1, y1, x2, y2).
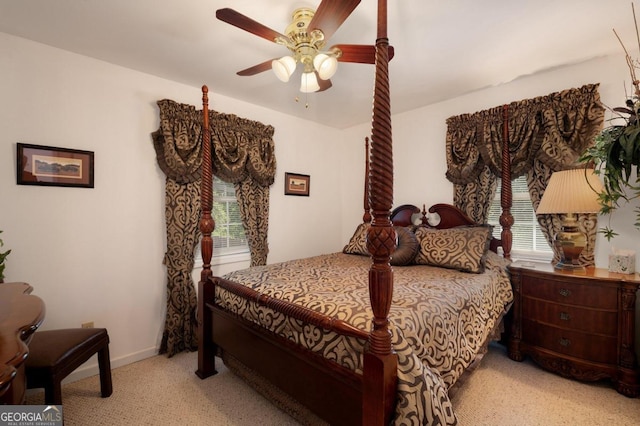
(553, 260, 585, 271)
(553, 214, 587, 271)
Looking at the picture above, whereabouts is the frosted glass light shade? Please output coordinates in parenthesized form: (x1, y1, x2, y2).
(536, 169, 604, 214)
(300, 72, 320, 93)
(272, 56, 296, 82)
(313, 53, 338, 80)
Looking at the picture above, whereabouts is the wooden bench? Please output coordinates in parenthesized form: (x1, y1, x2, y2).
(25, 328, 112, 404)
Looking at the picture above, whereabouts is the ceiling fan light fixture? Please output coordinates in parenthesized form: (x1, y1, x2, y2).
(272, 56, 296, 82)
(313, 53, 338, 80)
(300, 71, 320, 93)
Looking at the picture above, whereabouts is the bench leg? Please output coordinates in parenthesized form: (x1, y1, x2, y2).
(44, 382, 63, 406)
(97, 344, 113, 398)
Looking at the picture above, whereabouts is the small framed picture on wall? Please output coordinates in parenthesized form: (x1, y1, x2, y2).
(16, 143, 95, 188)
(284, 172, 310, 196)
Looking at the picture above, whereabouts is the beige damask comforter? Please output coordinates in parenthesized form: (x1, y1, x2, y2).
(217, 251, 513, 425)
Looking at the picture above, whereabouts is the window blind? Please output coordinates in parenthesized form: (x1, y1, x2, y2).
(212, 177, 249, 255)
(488, 175, 552, 255)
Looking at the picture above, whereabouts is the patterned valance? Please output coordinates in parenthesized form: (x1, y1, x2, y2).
(446, 84, 604, 184)
(152, 99, 276, 187)
(209, 111, 276, 187)
(153, 100, 202, 184)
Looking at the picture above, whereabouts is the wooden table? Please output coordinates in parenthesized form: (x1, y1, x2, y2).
(0, 282, 45, 404)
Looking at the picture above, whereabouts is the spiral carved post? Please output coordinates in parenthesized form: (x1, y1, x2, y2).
(499, 105, 513, 259)
(200, 87, 215, 283)
(363, 137, 372, 223)
(196, 85, 217, 379)
(363, 1, 397, 424)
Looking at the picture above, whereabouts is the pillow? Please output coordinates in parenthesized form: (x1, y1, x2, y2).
(343, 222, 370, 255)
(344, 223, 419, 266)
(391, 226, 419, 266)
(413, 225, 492, 273)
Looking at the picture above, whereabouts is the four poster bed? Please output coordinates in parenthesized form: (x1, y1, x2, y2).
(196, 2, 514, 425)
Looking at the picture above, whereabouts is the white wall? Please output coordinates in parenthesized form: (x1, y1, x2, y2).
(0, 33, 348, 378)
(342, 53, 640, 268)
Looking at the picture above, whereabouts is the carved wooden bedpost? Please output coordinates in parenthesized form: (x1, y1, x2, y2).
(363, 0, 397, 424)
(363, 137, 372, 223)
(196, 85, 217, 379)
(499, 105, 513, 259)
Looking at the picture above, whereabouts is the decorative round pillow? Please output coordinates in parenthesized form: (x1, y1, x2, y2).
(391, 226, 419, 266)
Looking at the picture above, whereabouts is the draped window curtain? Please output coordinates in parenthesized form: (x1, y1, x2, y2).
(445, 84, 605, 265)
(152, 99, 276, 356)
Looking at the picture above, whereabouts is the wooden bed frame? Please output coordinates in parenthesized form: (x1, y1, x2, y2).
(196, 2, 513, 424)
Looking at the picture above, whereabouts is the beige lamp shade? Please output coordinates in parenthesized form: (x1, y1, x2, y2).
(536, 169, 603, 214)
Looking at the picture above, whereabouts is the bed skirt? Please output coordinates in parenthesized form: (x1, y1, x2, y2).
(220, 310, 511, 425)
(221, 351, 329, 426)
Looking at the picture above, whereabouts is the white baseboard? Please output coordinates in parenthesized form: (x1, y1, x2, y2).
(62, 345, 160, 384)
(24, 346, 160, 399)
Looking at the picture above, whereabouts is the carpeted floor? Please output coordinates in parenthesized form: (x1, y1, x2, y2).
(25, 343, 640, 425)
(451, 344, 640, 425)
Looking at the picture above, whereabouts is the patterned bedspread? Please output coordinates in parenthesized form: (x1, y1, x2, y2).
(217, 251, 513, 425)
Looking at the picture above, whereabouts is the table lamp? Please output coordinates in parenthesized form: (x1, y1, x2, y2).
(535, 168, 604, 270)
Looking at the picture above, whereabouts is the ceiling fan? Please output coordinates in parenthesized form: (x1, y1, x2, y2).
(216, 0, 394, 93)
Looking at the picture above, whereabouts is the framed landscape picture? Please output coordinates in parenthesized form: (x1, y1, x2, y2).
(284, 172, 310, 196)
(16, 143, 94, 188)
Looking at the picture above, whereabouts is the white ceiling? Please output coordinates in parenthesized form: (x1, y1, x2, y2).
(0, 1, 637, 129)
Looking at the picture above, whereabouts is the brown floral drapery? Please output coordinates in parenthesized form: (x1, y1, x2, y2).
(152, 99, 276, 356)
(446, 84, 604, 265)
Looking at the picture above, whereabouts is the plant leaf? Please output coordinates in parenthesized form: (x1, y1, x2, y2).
(600, 227, 618, 241)
(620, 124, 640, 162)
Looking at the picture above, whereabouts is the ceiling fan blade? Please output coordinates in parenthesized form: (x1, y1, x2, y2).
(333, 44, 395, 64)
(316, 72, 333, 92)
(308, 0, 361, 40)
(216, 8, 291, 44)
(237, 59, 275, 76)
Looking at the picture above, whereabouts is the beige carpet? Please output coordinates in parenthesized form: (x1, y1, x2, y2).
(26, 343, 640, 425)
(451, 344, 639, 425)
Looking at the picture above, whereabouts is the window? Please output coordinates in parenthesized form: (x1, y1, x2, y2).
(212, 177, 249, 257)
(487, 175, 552, 260)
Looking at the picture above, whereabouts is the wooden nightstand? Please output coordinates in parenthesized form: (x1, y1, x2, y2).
(507, 262, 640, 397)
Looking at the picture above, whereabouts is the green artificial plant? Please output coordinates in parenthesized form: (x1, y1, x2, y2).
(579, 6, 640, 240)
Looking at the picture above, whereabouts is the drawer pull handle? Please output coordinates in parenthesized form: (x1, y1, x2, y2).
(559, 288, 571, 297)
(559, 338, 571, 347)
(560, 312, 571, 321)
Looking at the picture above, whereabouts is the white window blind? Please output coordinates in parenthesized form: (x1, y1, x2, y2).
(212, 177, 249, 256)
(487, 175, 552, 258)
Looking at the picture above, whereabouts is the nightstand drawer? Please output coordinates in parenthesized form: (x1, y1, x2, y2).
(522, 297, 617, 336)
(523, 319, 617, 363)
(522, 277, 617, 309)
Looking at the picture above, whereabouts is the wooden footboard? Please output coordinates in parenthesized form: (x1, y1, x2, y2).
(197, 276, 368, 426)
